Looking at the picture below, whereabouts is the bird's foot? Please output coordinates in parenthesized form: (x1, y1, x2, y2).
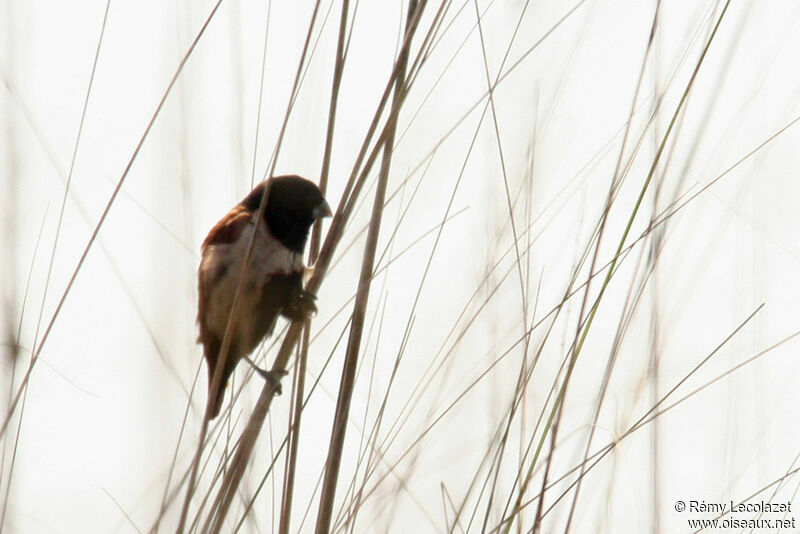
(253, 367, 288, 396)
(285, 289, 318, 320)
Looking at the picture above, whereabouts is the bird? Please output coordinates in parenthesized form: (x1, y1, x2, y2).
(197, 175, 332, 419)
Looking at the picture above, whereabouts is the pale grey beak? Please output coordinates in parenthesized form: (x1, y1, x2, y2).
(313, 199, 332, 219)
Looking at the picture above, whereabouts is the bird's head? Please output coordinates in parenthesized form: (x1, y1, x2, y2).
(244, 175, 332, 253)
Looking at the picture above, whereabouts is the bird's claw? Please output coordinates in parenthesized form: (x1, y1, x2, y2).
(287, 289, 318, 320)
(254, 368, 289, 396)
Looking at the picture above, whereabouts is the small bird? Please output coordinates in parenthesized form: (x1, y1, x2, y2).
(197, 175, 331, 419)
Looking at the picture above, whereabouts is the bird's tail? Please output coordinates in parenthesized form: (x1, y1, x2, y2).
(206, 370, 227, 420)
(203, 338, 235, 420)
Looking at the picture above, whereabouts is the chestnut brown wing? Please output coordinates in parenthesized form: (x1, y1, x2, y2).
(197, 207, 252, 342)
(201, 205, 252, 249)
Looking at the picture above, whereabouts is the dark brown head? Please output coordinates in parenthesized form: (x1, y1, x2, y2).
(241, 175, 332, 253)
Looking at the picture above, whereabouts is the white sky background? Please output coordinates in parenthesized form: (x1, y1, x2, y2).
(2, 0, 800, 532)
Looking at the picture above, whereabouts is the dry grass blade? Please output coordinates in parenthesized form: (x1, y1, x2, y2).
(314, 2, 416, 530)
(506, 2, 734, 529)
(279, 1, 350, 533)
(0, 0, 225, 441)
(230, 314, 354, 533)
(491, 303, 772, 531)
(1, 0, 110, 436)
(561, 3, 663, 531)
(0, 206, 49, 531)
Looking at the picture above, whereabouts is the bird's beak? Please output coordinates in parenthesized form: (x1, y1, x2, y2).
(313, 199, 333, 219)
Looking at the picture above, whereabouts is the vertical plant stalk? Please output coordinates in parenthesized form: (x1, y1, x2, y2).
(2, 0, 110, 526)
(313, 3, 416, 532)
(507, 1, 732, 531)
(559, 5, 662, 533)
(0, 0, 226, 443)
(278, 2, 350, 533)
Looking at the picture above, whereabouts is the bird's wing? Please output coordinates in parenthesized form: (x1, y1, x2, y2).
(197, 206, 252, 331)
(201, 205, 252, 248)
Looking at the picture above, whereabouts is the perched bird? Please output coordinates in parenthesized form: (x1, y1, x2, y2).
(197, 175, 331, 419)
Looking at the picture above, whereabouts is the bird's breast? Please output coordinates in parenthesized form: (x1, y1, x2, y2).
(200, 221, 303, 346)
